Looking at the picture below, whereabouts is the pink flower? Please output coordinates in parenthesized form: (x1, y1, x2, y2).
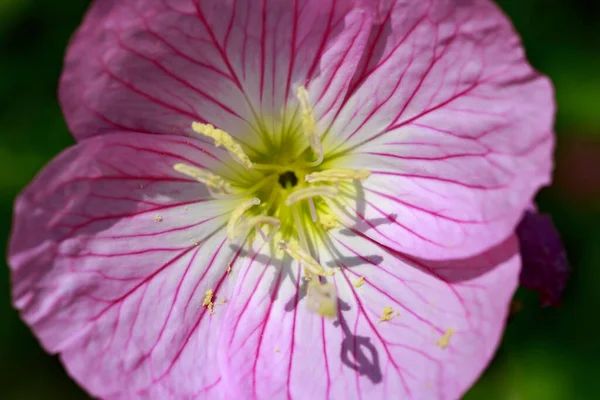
(9, 1, 555, 399)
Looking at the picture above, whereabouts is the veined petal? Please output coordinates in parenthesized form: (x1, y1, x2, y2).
(323, 0, 554, 259)
(217, 230, 520, 399)
(60, 0, 371, 144)
(8, 133, 242, 398)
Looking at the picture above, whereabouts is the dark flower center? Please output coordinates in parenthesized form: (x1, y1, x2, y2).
(278, 170, 298, 188)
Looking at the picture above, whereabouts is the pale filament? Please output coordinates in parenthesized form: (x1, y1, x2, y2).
(305, 168, 371, 183)
(173, 163, 234, 194)
(285, 186, 339, 206)
(296, 86, 324, 166)
(192, 122, 253, 169)
(278, 239, 333, 277)
(241, 215, 281, 242)
(308, 198, 317, 222)
(291, 206, 310, 250)
(227, 198, 261, 240)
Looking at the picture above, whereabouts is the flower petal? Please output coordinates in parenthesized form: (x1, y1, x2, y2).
(324, 0, 554, 259)
(517, 210, 569, 307)
(217, 231, 520, 399)
(8, 133, 242, 398)
(60, 0, 372, 143)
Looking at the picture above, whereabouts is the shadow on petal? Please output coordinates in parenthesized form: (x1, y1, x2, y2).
(335, 299, 382, 384)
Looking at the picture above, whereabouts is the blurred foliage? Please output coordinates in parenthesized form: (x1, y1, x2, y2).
(0, 0, 599, 399)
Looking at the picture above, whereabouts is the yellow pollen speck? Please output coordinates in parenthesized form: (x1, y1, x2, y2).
(436, 328, 455, 349)
(220, 298, 227, 304)
(184, 206, 189, 211)
(227, 263, 232, 274)
(192, 122, 253, 169)
(202, 289, 215, 315)
(154, 215, 163, 222)
(275, 348, 280, 353)
(379, 306, 396, 322)
(305, 168, 371, 183)
(353, 276, 365, 287)
(173, 163, 233, 194)
(306, 282, 337, 318)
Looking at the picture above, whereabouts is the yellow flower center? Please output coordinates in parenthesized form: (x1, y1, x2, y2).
(174, 86, 371, 318)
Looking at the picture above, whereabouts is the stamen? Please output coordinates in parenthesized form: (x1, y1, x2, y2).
(227, 198, 261, 240)
(306, 281, 337, 318)
(292, 207, 310, 251)
(285, 186, 338, 206)
(192, 122, 253, 169)
(296, 86, 324, 165)
(174, 163, 234, 194)
(279, 239, 333, 277)
(241, 215, 281, 242)
(305, 168, 371, 183)
(308, 198, 317, 222)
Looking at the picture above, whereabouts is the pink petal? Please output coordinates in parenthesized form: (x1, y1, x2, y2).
(516, 210, 569, 307)
(218, 231, 520, 399)
(323, 0, 554, 259)
(60, 0, 371, 142)
(8, 133, 240, 398)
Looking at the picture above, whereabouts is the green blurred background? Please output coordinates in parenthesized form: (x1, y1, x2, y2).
(1, 0, 599, 398)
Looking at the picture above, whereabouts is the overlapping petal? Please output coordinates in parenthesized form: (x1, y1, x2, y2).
(517, 210, 569, 307)
(323, 0, 554, 259)
(218, 230, 520, 399)
(8, 133, 246, 398)
(59, 0, 372, 147)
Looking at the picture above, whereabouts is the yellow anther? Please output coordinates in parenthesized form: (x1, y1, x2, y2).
(353, 276, 365, 288)
(173, 163, 233, 194)
(306, 281, 337, 318)
(192, 122, 253, 169)
(436, 328, 455, 349)
(296, 86, 323, 164)
(241, 215, 281, 241)
(319, 213, 339, 230)
(278, 239, 332, 277)
(285, 186, 338, 206)
(379, 306, 396, 322)
(305, 168, 371, 183)
(227, 198, 261, 240)
(202, 289, 215, 315)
